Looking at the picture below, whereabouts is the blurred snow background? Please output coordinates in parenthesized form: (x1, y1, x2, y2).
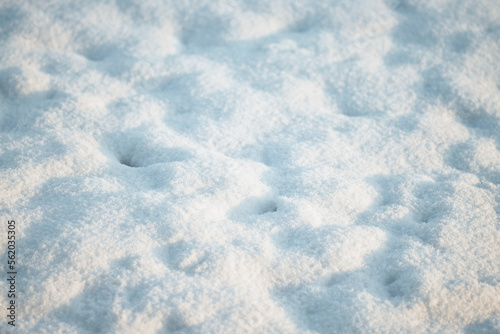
(0, 0, 499, 332)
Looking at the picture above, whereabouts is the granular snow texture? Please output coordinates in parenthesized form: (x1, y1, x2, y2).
(1, 0, 500, 333)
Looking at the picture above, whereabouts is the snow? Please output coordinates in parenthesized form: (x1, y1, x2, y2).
(0, 0, 499, 332)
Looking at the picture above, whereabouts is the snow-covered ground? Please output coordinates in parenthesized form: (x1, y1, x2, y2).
(1, 0, 499, 333)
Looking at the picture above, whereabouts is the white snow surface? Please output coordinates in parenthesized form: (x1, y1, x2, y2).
(1, 0, 500, 333)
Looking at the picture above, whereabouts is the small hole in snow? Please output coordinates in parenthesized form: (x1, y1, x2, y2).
(260, 201, 278, 214)
(118, 154, 138, 168)
(229, 197, 278, 217)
